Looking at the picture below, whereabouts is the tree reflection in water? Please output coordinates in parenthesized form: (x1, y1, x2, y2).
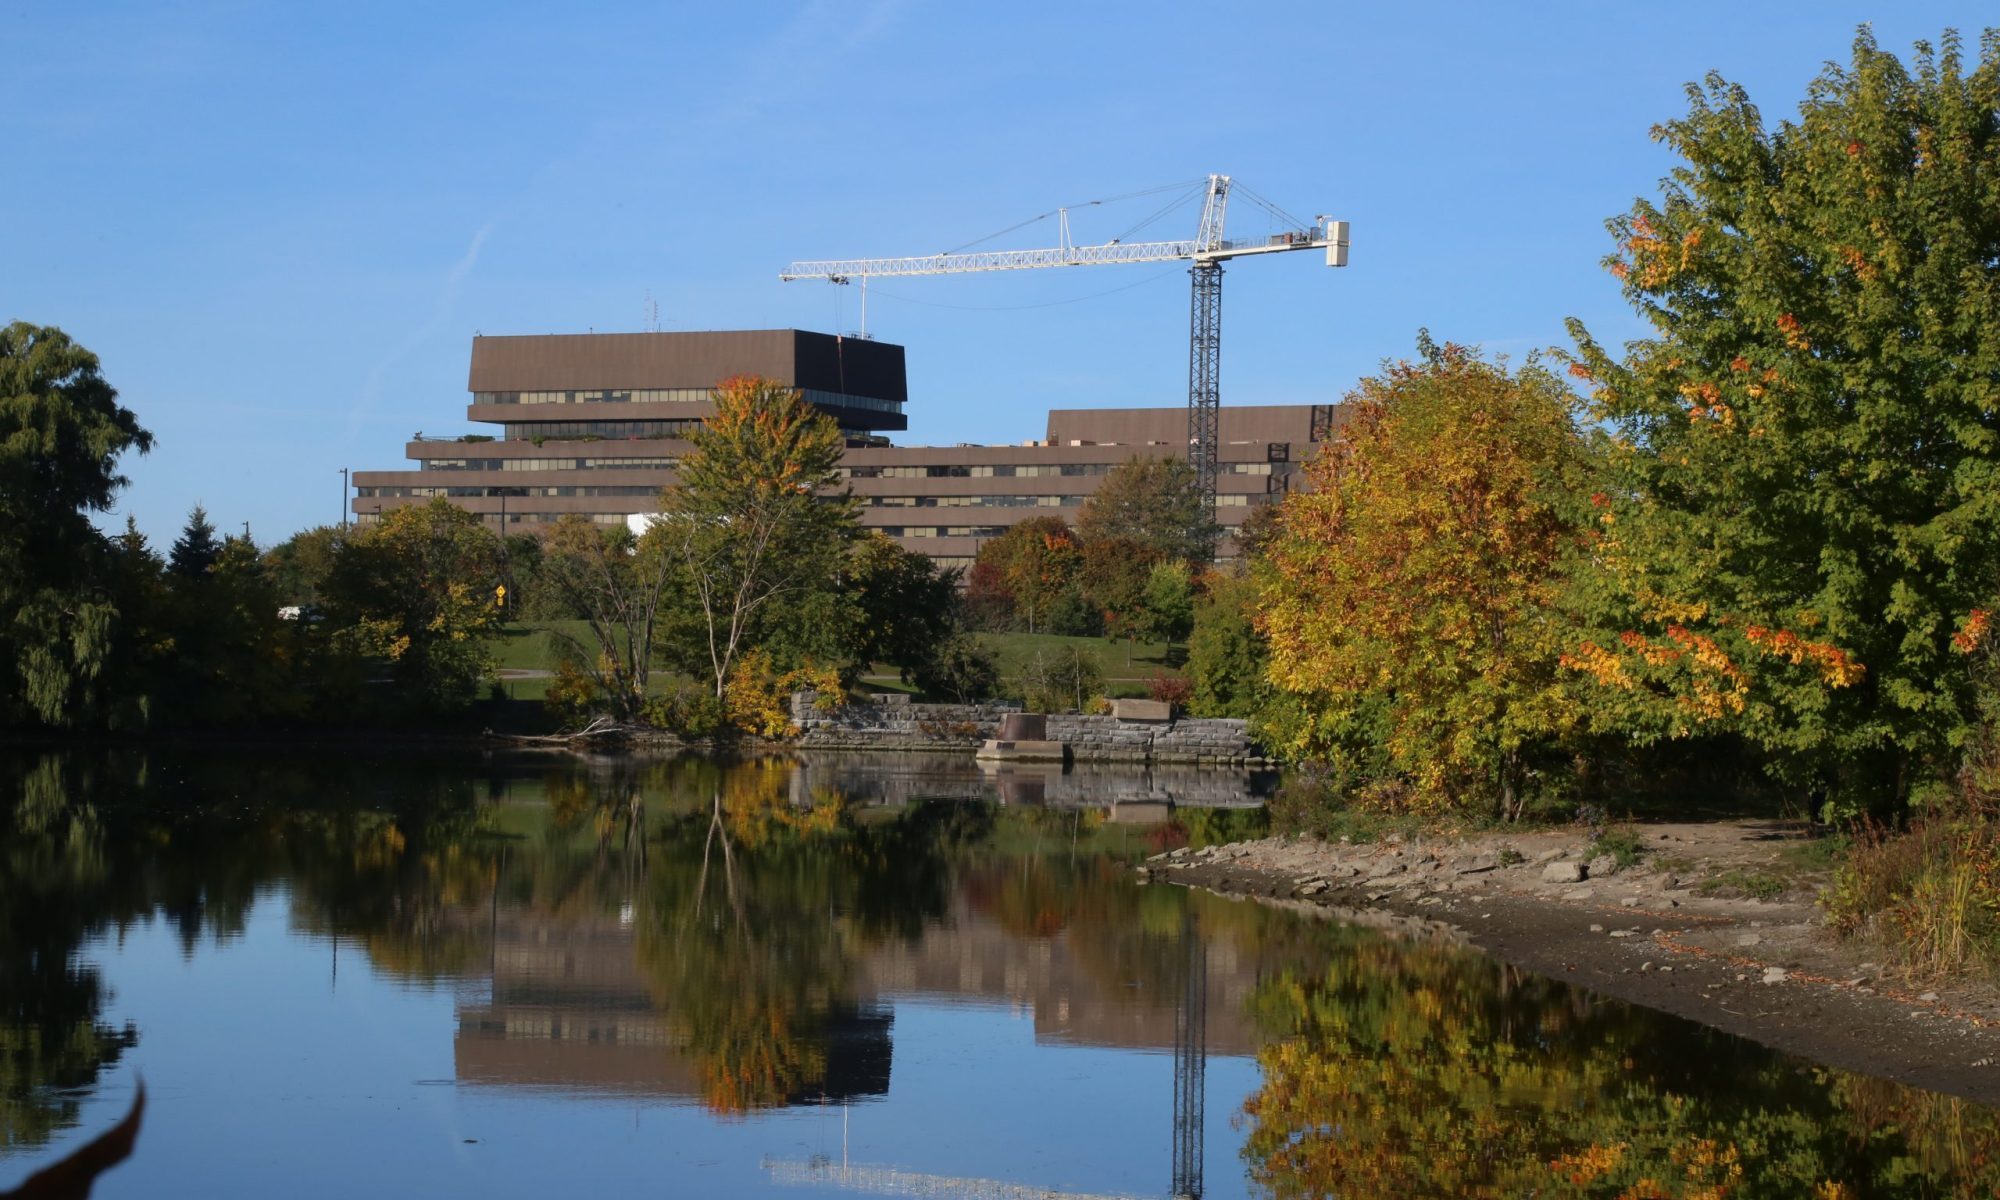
(1238, 928, 2000, 1198)
(5, 748, 2000, 1199)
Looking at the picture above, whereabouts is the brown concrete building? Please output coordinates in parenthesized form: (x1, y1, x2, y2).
(353, 330, 1339, 566)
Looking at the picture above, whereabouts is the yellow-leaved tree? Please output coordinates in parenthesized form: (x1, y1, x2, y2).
(1261, 337, 1598, 818)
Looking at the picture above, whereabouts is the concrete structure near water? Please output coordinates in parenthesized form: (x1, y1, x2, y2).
(792, 693, 1268, 766)
(353, 329, 1342, 566)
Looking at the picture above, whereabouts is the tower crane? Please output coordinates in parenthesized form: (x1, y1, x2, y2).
(780, 175, 1349, 528)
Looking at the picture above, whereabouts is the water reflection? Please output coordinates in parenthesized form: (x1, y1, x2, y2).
(3, 748, 2000, 1199)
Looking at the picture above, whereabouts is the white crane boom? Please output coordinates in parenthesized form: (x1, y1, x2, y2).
(779, 174, 1350, 542)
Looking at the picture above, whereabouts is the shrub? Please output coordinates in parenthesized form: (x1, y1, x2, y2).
(1826, 816, 2000, 978)
(910, 632, 1000, 703)
(1146, 671, 1193, 710)
(643, 685, 727, 739)
(543, 659, 602, 726)
(1014, 646, 1104, 713)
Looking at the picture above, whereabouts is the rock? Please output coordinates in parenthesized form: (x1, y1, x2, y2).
(1134, 867, 1152, 882)
(1608, 929, 1636, 938)
(1299, 881, 1329, 896)
(1455, 854, 1499, 875)
(1762, 967, 1789, 984)
(1562, 888, 1593, 901)
(1735, 933, 1762, 947)
(1640, 961, 1654, 972)
(1541, 860, 1587, 884)
(1919, 991, 1940, 1003)
(1587, 854, 1618, 879)
(1654, 874, 1681, 891)
(1589, 924, 1606, 933)
(1620, 897, 1640, 907)
(1534, 848, 1567, 865)
(1659, 966, 1673, 973)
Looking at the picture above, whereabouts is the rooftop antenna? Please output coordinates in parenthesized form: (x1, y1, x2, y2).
(644, 292, 660, 332)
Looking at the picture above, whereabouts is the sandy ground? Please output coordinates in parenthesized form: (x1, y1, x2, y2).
(1143, 819, 2000, 1105)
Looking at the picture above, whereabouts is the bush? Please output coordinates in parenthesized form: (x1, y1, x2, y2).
(643, 685, 727, 739)
(910, 632, 1000, 703)
(1014, 646, 1103, 713)
(543, 659, 602, 726)
(1826, 815, 2000, 978)
(1146, 670, 1193, 711)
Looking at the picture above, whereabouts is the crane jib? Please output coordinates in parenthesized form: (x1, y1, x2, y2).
(779, 179, 1349, 546)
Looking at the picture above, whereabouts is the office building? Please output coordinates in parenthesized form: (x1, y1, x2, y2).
(353, 330, 1338, 566)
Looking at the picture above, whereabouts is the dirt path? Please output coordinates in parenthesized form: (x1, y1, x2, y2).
(1144, 820, 2000, 1105)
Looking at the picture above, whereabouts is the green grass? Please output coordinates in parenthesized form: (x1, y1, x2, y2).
(975, 632, 1180, 683)
(488, 620, 600, 672)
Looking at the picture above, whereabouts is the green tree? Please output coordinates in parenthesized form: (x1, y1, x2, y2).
(1262, 339, 1596, 818)
(537, 517, 677, 722)
(1134, 559, 1196, 648)
(167, 505, 221, 580)
(1563, 30, 2000, 815)
(1188, 570, 1269, 719)
(322, 498, 501, 712)
(656, 376, 856, 699)
(0, 323, 152, 729)
(1077, 455, 1217, 563)
(262, 525, 348, 609)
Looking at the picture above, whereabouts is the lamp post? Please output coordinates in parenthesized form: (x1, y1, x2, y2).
(339, 467, 350, 530)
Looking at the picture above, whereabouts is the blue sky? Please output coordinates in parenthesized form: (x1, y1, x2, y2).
(5, 1, 1992, 545)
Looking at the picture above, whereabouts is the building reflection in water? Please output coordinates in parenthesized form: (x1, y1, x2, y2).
(449, 760, 1269, 1118)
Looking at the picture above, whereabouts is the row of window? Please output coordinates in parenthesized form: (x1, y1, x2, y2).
(357, 511, 629, 527)
(417, 457, 678, 472)
(873, 526, 1012, 540)
(843, 462, 1111, 479)
(475, 387, 903, 414)
(357, 485, 661, 499)
(500, 420, 696, 440)
(865, 494, 1083, 509)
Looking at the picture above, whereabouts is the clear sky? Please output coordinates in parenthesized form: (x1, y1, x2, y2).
(5, 2, 1992, 545)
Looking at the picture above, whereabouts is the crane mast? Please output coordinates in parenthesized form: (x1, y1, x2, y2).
(781, 175, 1349, 540)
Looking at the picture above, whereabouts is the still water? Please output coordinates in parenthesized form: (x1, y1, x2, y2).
(4, 748, 1998, 1198)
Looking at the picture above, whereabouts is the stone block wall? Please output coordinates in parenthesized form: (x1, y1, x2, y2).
(789, 693, 1266, 765)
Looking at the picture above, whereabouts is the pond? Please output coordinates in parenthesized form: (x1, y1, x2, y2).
(3, 747, 1998, 1198)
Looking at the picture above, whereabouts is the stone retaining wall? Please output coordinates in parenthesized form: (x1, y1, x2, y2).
(790, 693, 1267, 765)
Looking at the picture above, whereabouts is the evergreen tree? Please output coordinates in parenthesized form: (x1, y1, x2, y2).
(168, 505, 221, 580)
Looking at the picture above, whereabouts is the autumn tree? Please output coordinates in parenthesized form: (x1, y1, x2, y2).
(1077, 455, 1217, 563)
(655, 376, 856, 700)
(1563, 30, 2000, 815)
(1077, 535, 1162, 639)
(973, 516, 1082, 634)
(1262, 339, 1596, 818)
(0, 323, 152, 729)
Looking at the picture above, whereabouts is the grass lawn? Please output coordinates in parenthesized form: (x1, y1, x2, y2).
(488, 620, 596, 672)
(973, 631, 1183, 698)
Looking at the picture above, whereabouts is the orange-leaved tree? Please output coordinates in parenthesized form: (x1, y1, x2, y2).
(1261, 337, 1598, 818)
(656, 375, 855, 700)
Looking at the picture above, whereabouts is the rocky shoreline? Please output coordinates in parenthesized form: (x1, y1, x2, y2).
(1141, 824, 2000, 1106)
